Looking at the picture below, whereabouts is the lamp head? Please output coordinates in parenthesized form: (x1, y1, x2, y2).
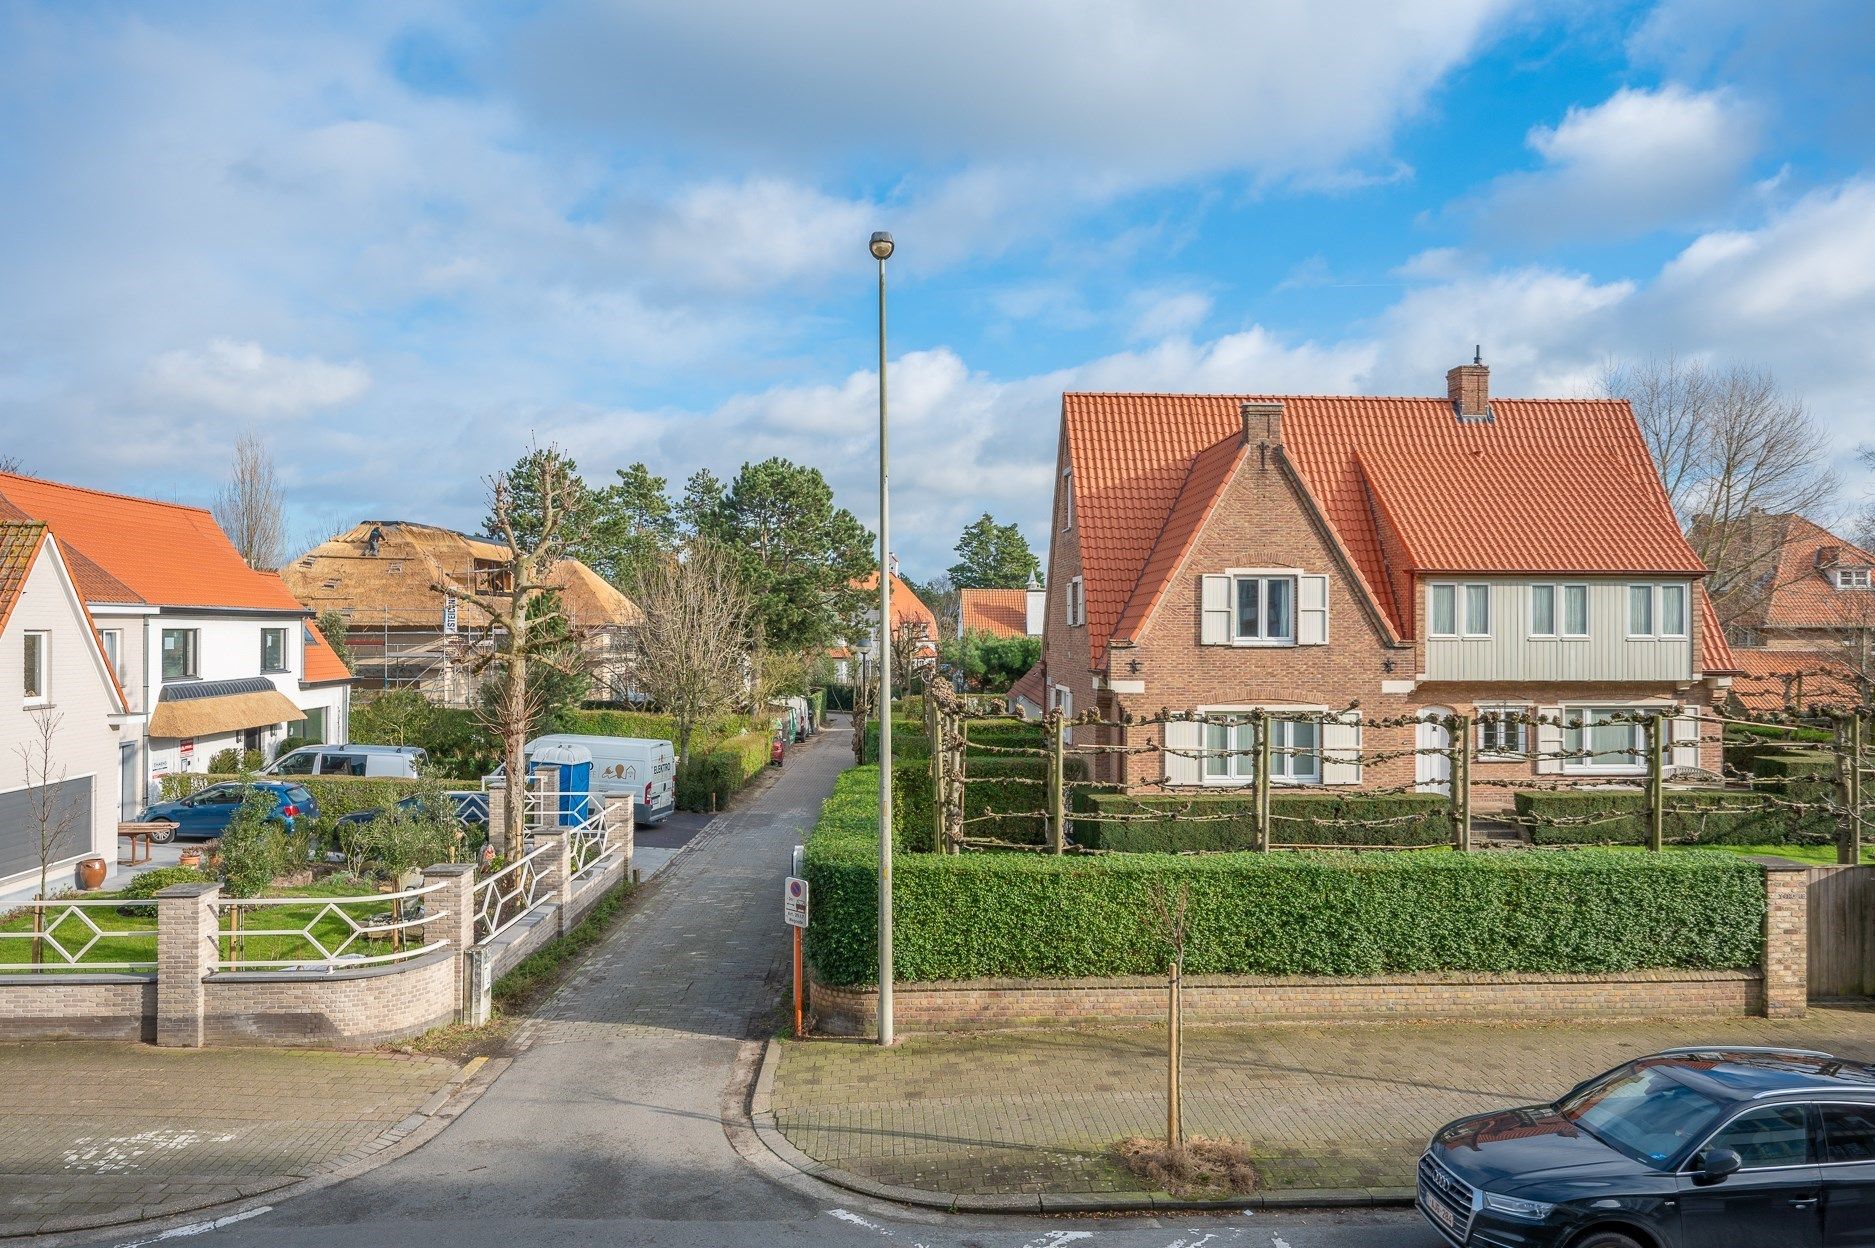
(855, 633, 873, 656)
(869, 231, 895, 261)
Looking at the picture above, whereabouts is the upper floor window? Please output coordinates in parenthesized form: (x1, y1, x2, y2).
(1235, 575, 1294, 643)
(1066, 577, 1085, 627)
(1840, 568, 1873, 589)
(1061, 467, 1075, 531)
(161, 628, 199, 680)
(260, 627, 288, 673)
(23, 631, 48, 702)
(1628, 584, 1688, 639)
(1429, 583, 1489, 637)
(1529, 584, 1591, 639)
(99, 629, 124, 683)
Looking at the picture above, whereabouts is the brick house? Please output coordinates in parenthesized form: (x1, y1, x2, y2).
(959, 586, 1046, 639)
(1722, 514, 1872, 706)
(1040, 358, 1739, 798)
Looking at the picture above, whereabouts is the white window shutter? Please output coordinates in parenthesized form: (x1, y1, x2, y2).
(1321, 714, 1361, 785)
(1535, 706, 1563, 775)
(1163, 718, 1200, 786)
(1298, 575, 1329, 645)
(1200, 575, 1231, 645)
(1671, 713, 1701, 773)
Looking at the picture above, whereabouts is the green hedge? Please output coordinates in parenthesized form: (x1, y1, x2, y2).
(1516, 788, 1833, 845)
(804, 768, 1767, 986)
(1726, 721, 1835, 745)
(861, 716, 1046, 764)
(676, 730, 771, 810)
(891, 755, 1086, 848)
(562, 708, 761, 744)
(1079, 793, 1450, 851)
(861, 718, 929, 763)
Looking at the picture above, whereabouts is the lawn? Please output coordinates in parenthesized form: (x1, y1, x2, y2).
(0, 876, 415, 971)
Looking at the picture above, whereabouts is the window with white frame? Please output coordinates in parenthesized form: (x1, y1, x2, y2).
(1628, 584, 1688, 638)
(1234, 575, 1294, 643)
(99, 629, 124, 683)
(1061, 467, 1074, 531)
(1429, 583, 1489, 637)
(1840, 568, 1873, 589)
(1530, 585, 1557, 637)
(1562, 584, 1589, 637)
(1066, 576, 1084, 627)
(1052, 685, 1072, 717)
(23, 630, 48, 702)
(1476, 706, 1529, 759)
(1200, 715, 1320, 784)
(1562, 707, 1646, 772)
(260, 627, 289, 672)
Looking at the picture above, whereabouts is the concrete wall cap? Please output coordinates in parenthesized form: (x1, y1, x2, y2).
(153, 882, 222, 899)
(422, 863, 477, 877)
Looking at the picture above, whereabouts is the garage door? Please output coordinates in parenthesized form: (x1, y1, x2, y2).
(0, 777, 94, 881)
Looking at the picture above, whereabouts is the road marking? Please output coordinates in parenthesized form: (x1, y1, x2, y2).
(827, 1208, 893, 1235)
(1271, 1237, 1293, 1248)
(1023, 1234, 1095, 1248)
(110, 1206, 271, 1247)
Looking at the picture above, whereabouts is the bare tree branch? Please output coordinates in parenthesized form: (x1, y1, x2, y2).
(212, 431, 287, 570)
(629, 539, 755, 770)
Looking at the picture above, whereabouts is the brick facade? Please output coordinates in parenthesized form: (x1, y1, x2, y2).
(1764, 865, 1809, 1018)
(0, 976, 154, 1041)
(201, 949, 457, 1048)
(1048, 429, 1725, 794)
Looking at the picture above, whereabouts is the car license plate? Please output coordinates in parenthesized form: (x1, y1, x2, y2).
(1423, 1194, 1459, 1234)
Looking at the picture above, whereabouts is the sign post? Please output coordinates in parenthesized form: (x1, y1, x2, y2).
(784, 875, 810, 1036)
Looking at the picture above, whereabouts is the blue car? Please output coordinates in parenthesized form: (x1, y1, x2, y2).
(140, 781, 319, 843)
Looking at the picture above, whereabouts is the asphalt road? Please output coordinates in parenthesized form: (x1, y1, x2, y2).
(78, 725, 1439, 1248)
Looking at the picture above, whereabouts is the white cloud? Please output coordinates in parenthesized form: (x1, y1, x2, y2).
(506, 0, 1513, 186)
(143, 340, 370, 416)
(1467, 85, 1760, 242)
(1124, 289, 1213, 341)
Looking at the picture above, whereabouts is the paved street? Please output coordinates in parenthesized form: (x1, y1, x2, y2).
(0, 1044, 456, 1237)
(775, 1007, 1875, 1197)
(51, 722, 1436, 1247)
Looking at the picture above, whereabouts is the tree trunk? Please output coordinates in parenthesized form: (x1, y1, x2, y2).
(501, 649, 529, 859)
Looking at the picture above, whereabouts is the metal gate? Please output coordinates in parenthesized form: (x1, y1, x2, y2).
(1807, 865, 1875, 999)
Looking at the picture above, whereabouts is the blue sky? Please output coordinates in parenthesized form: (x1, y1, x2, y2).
(2, 0, 1872, 579)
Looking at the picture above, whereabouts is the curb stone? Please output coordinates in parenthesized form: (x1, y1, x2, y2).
(746, 1036, 1419, 1215)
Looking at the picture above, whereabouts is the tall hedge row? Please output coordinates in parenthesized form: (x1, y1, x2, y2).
(156, 772, 467, 820)
(676, 730, 771, 810)
(1517, 775, 1835, 846)
(804, 766, 1768, 987)
(1079, 792, 1450, 850)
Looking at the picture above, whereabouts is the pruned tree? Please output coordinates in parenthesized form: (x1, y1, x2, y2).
(212, 431, 288, 570)
(1147, 879, 1192, 1150)
(629, 539, 755, 771)
(17, 708, 85, 961)
(1604, 359, 1837, 631)
(436, 447, 590, 857)
(889, 617, 933, 694)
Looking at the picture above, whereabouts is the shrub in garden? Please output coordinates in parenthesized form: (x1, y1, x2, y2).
(207, 747, 264, 774)
(115, 865, 214, 916)
(804, 766, 1767, 987)
(1516, 786, 1833, 845)
(1080, 793, 1449, 850)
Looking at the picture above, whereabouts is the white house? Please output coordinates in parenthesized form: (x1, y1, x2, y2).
(0, 523, 129, 894)
(0, 473, 351, 815)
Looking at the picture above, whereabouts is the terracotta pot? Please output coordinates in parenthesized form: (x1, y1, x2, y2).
(179, 848, 203, 868)
(75, 857, 108, 891)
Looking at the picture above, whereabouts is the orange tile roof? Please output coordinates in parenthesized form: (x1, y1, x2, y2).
(0, 493, 145, 604)
(960, 588, 1030, 639)
(0, 522, 47, 636)
(1738, 514, 1875, 632)
(301, 620, 352, 686)
(1007, 660, 1046, 709)
(854, 570, 940, 652)
(0, 472, 304, 612)
(1063, 393, 1709, 666)
(1731, 648, 1861, 714)
(1698, 590, 1741, 676)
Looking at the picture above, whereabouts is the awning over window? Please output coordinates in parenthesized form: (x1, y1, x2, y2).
(148, 689, 305, 739)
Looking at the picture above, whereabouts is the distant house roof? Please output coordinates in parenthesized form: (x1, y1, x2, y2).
(1060, 392, 1721, 673)
(1007, 661, 1046, 711)
(301, 620, 352, 686)
(1731, 648, 1862, 714)
(959, 588, 1030, 639)
(0, 472, 297, 611)
(282, 520, 641, 632)
(1726, 514, 1875, 634)
(854, 570, 939, 656)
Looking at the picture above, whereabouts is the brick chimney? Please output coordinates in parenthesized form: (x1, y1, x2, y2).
(1447, 347, 1491, 422)
(1240, 400, 1283, 447)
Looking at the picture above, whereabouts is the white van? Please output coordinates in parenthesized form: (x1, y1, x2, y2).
(265, 744, 427, 778)
(523, 734, 677, 826)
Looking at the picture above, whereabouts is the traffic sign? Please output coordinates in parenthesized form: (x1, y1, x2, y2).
(784, 876, 810, 928)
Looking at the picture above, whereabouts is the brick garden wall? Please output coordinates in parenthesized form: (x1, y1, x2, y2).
(0, 975, 155, 1042)
(810, 968, 1763, 1037)
(201, 948, 457, 1049)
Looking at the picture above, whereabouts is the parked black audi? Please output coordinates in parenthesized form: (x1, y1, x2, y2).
(1419, 1046, 1875, 1248)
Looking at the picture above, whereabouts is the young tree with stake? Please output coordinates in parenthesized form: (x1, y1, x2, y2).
(17, 708, 85, 963)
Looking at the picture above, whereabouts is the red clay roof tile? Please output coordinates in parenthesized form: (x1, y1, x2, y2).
(959, 588, 1030, 639)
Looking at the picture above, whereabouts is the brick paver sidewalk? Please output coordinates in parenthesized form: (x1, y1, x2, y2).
(0, 1042, 458, 1236)
(772, 1007, 1875, 1197)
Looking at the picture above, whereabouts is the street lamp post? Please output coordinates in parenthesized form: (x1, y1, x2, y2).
(870, 229, 895, 1047)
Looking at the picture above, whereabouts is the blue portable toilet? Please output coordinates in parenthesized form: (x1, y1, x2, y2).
(527, 743, 593, 827)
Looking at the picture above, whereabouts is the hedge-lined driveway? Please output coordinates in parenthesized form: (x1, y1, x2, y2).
(773, 1007, 1875, 1199)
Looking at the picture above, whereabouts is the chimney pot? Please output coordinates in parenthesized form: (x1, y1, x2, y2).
(1447, 356, 1491, 421)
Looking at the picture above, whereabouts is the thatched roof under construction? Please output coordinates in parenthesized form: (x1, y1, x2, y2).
(282, 520, 641, 632)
